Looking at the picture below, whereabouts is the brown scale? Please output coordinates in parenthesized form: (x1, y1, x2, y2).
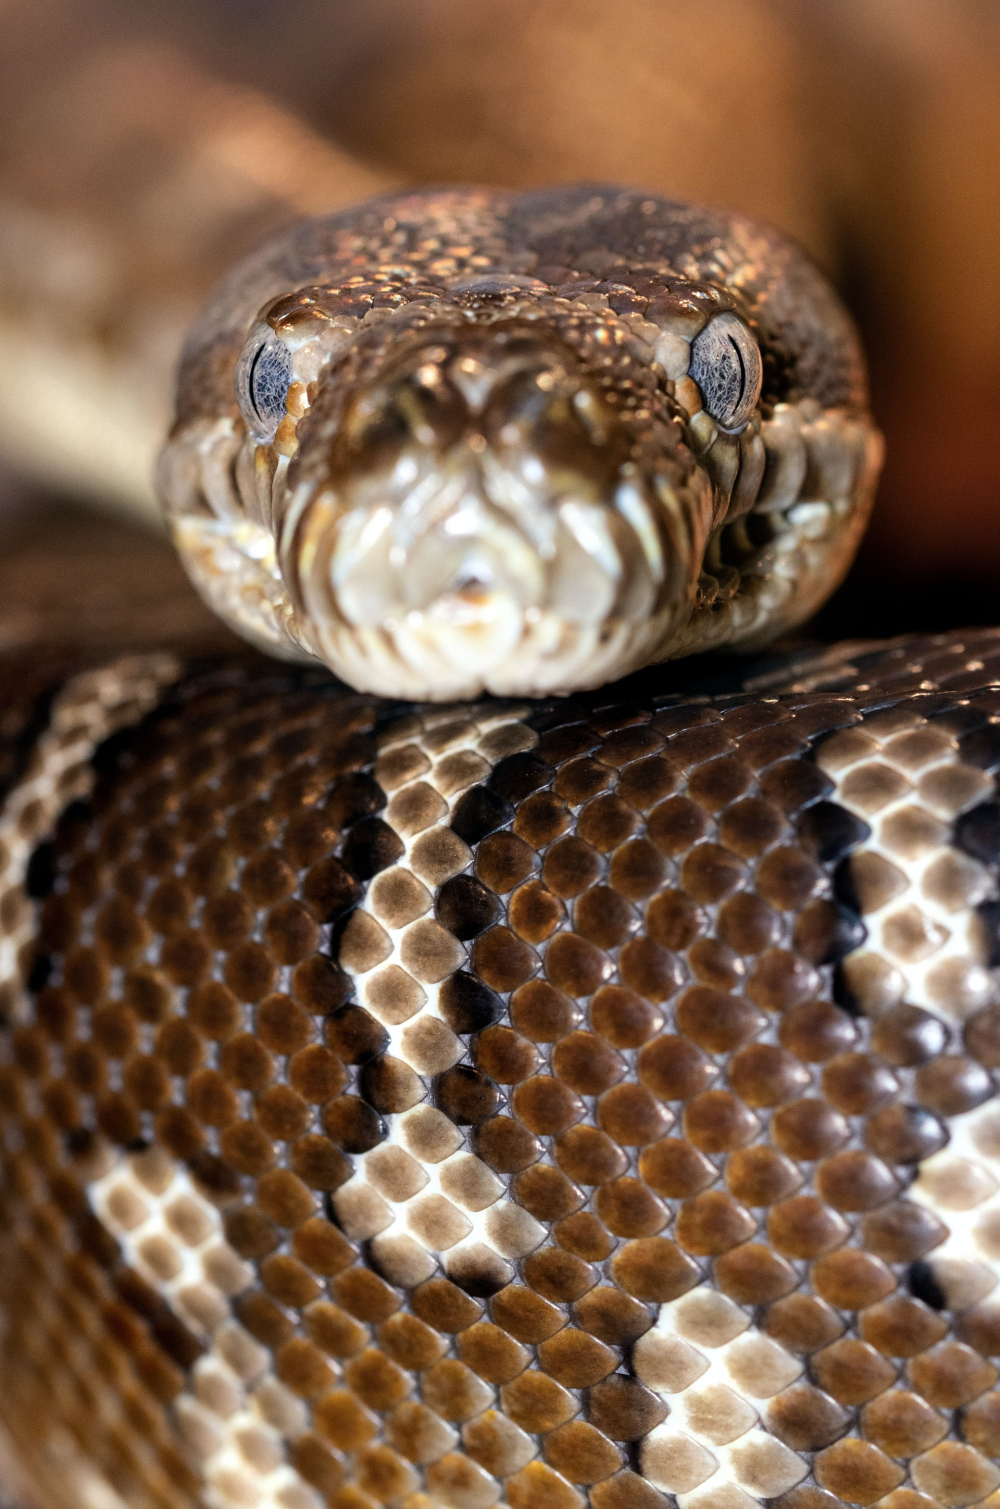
(6, 641, 1000, 1508)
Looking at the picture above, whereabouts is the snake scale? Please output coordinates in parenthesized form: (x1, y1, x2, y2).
(2, 174, 1000, 1509)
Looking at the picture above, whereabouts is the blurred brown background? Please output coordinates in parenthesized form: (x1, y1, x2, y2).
(0, 0, 998, 652)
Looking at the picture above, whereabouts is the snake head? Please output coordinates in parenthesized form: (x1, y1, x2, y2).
(157, 187, 881, 698)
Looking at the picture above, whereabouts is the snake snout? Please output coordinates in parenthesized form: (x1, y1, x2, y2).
(281, 322, 708, 698)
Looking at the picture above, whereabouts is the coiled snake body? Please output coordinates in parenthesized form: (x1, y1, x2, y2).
(2, 185, 1000, 1509)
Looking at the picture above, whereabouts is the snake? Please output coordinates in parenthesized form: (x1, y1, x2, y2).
(3, 173, 1000, 1509)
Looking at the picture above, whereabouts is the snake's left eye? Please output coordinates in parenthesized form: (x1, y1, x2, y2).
(235, 325, 292, 442)
(689, 312, 762, 433)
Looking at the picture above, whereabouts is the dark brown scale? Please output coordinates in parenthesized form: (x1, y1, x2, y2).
(473, 1115, 541, 1174)
(646, 888, 706, 950)
(913, 1054, 994, 1115)
(771, 1099, 850, 1161)
(586, 1377, 667, 1441)
(322, 1095, 385, 1153)
(578, 795, 640, 853)
(545, 932, 611, 997)
(514, 790, 570, 848)
(475, 1026, 539, 1085)
(861, 1295, 948, 1357)
(768, 1385, 850, 1454)
(435, 1066, 500, 1125)
(687, 756, 753, 812)
(573, 1287, 651, 1347)
(616, 755, 678, 811)
(674, 1190, 756, 1254)
(438, 970, 502, 1034)
(472, 926, 538, 992)
(595, 726, 665, 767)
(574, 885, 637, 949)
(861, 1200, 948, 1263)
(765, 1294, 844, 1355)
(812, 1339, 898, 1406)
(523, 1246, 597, 1304)
(755, 846, 825, 911)
(647, 796, 708, 856)
(557, 1216, 616, 1263)
(959, 1303, 1000, 1357)
(814, 1150, 898, 1211)
(474, 830, 537, 894)
(595, 1179, 669, 1239)
(411, 1278, 482, 1335)
(359, 1054, 424, 1115)
(864, 1103, 948, 1164)
(542, 836, 601, 898)
(590, 985, 662, 1048)
(811, 1247, 896, 1309)
(597, 1084, 669, 1146)
(814, 1439, 904, 1501)
(715, 1242, 797, 1304)
(218, 1034, 274, 1092)
(767, 1196, 848, 1260)
(871, 1003, 948, 1065)
(687, 935, 743, 988)
(821, 1052, 899, 1115)
(224, 940, 277, 1001)
(436, 873, 504, 939)
(511, 978, 580, 1041)
(725, 1145, 801, 1206)
(607, 838, 666, 900)
(553, 757, 614, 806)
(682, 1090, 759, 1153)
(719, 798, 787, 859)
(324, 1004, 389, 1064)
(537, 1328, 618, 1389)
(680, 842, 747, 904)
(638, 1137, 716, 1198)
(908, 1342, 998, 1409)
(512, 1166, 584, 1225)
(188, 980, 242, 1040)
(509, 881, 565, 943)
(779, 1001, 857, 1063)
(729, 1043, 810, 1107)
(242, 847, 297, 906)
(552, 1031, 625, 1095)
(676, 983, 763, 1054)
(544, 1422, 623, 1485)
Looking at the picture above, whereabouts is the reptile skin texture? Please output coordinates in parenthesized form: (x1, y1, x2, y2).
(5, 632, 1000, 1509)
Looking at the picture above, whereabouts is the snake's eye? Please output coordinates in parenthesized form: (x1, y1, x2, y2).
(235, 325, 292, 442)
(689, 312, 762, 433)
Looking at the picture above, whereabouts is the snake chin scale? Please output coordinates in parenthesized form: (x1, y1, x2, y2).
(158, 185, 882, 698)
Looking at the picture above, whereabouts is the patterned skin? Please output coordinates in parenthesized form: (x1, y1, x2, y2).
(4, 633, 1000, 1509)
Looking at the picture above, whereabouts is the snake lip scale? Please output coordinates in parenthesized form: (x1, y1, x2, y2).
(157, 185, 882, 702)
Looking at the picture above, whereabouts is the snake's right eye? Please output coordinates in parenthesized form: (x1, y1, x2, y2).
(235, 325, 292, 442)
